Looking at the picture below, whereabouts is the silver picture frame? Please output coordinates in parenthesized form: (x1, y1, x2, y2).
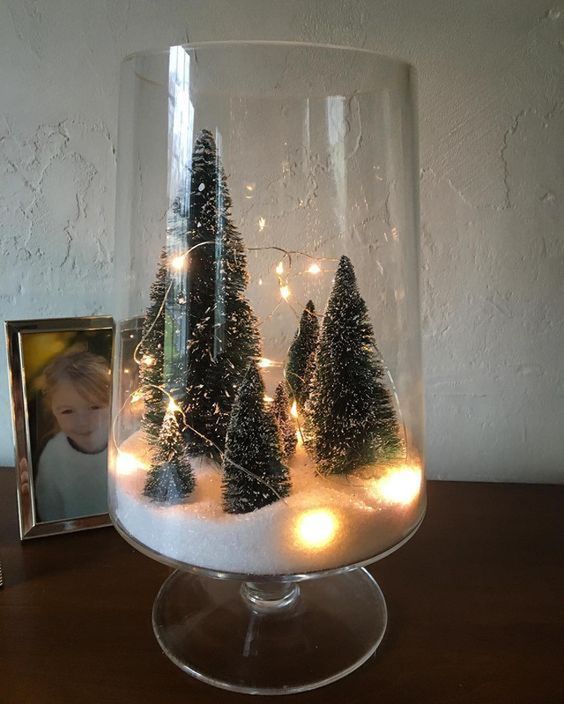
(5, 316, 114, 539)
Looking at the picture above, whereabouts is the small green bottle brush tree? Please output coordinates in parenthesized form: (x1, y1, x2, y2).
(143, 403, 196, 503)
(222, 362, 291, 514)
(286, 299, 319, 412)
(272, 381, 297, 459)
(138, 249, 168, 443)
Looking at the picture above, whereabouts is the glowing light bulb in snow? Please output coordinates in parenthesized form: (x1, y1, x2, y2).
(141, 355, 155, 367)
(290, 400, 298, 418)
(378, 466, 422, 506)
(258, 357, 277, 369)
(275, 261, 284, 275)
(116, 452, 144, 476)
(258, 217, 266, 231)
(295, 509, 338, 550)
(280, 285, 290, 300)
(307, 262, 321, 274)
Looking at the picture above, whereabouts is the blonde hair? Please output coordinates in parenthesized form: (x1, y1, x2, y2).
(42, 351, 110, 408)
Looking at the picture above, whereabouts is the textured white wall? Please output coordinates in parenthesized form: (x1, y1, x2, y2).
(1, 0, 562, 482)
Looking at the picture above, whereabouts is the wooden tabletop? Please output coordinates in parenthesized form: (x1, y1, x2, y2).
(0, 467, 562, 704)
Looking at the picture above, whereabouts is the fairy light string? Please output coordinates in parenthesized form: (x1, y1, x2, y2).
(132, 239, 216, 367)
(114, 380, 289, 503)
(248, 245, 338, 321)
(115, 238, 407, 497)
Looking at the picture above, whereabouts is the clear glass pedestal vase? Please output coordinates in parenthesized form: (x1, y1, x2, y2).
(152, 567, 387, 695)
(111, 41, 425, 694)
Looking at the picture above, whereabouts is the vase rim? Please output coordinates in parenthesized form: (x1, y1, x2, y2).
(122, 40, 414, 71)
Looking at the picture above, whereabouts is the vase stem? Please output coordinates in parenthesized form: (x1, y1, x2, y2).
(241, 580, 300, 612)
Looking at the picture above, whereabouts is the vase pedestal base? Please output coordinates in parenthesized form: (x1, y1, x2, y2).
(152, 566, 387, 695)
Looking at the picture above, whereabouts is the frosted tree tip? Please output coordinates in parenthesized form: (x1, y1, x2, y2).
(305, 299, 316, 313)
(244, 358, 264, 388)
(196, 128, 216, 148)
(335, 255, 356, 284)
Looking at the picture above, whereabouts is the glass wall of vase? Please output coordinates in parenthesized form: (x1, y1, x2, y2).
(111, 42, 425, 576)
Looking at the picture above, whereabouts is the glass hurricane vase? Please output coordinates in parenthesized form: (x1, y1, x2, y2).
(110, 41, 425, 694)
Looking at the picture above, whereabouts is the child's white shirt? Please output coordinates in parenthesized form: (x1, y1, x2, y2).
(35, 432, 108, 522)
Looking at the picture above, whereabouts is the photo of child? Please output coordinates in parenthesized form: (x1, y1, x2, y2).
(35, 351, 111, 522)
(7, 318, 113, 538)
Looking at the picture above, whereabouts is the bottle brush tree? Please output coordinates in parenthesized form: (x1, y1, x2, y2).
(272, 381, 297, 459)
(222, 362, 291, 514)
(307, 256, 403, 475)
(139, 248, 168, 443)
(177, 129, 261, 457)
(285, 299, 319, 411)
(143, 404, 196, 503)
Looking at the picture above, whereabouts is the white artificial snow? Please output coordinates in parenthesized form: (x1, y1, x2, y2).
(113, 432, 422, 575)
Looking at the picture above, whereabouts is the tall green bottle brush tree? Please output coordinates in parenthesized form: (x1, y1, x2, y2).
(176, 130, 261, 457)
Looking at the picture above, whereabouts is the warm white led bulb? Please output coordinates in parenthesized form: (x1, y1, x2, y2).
(115, 452, 143, 476)
(378, 466, 422, 506)
(167, 398, 180, 413)
(130, 390, 143, 404)
(295, 509, 338, 550)
(170, 254, 187, 271)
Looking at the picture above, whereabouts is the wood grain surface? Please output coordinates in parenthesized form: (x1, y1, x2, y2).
(0, 468, 562, 704)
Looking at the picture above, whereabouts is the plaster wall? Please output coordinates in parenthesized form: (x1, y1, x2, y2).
(0, 0, 562, 482)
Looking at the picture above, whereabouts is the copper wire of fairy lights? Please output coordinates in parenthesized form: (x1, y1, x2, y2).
(113, 240, 408, 495)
